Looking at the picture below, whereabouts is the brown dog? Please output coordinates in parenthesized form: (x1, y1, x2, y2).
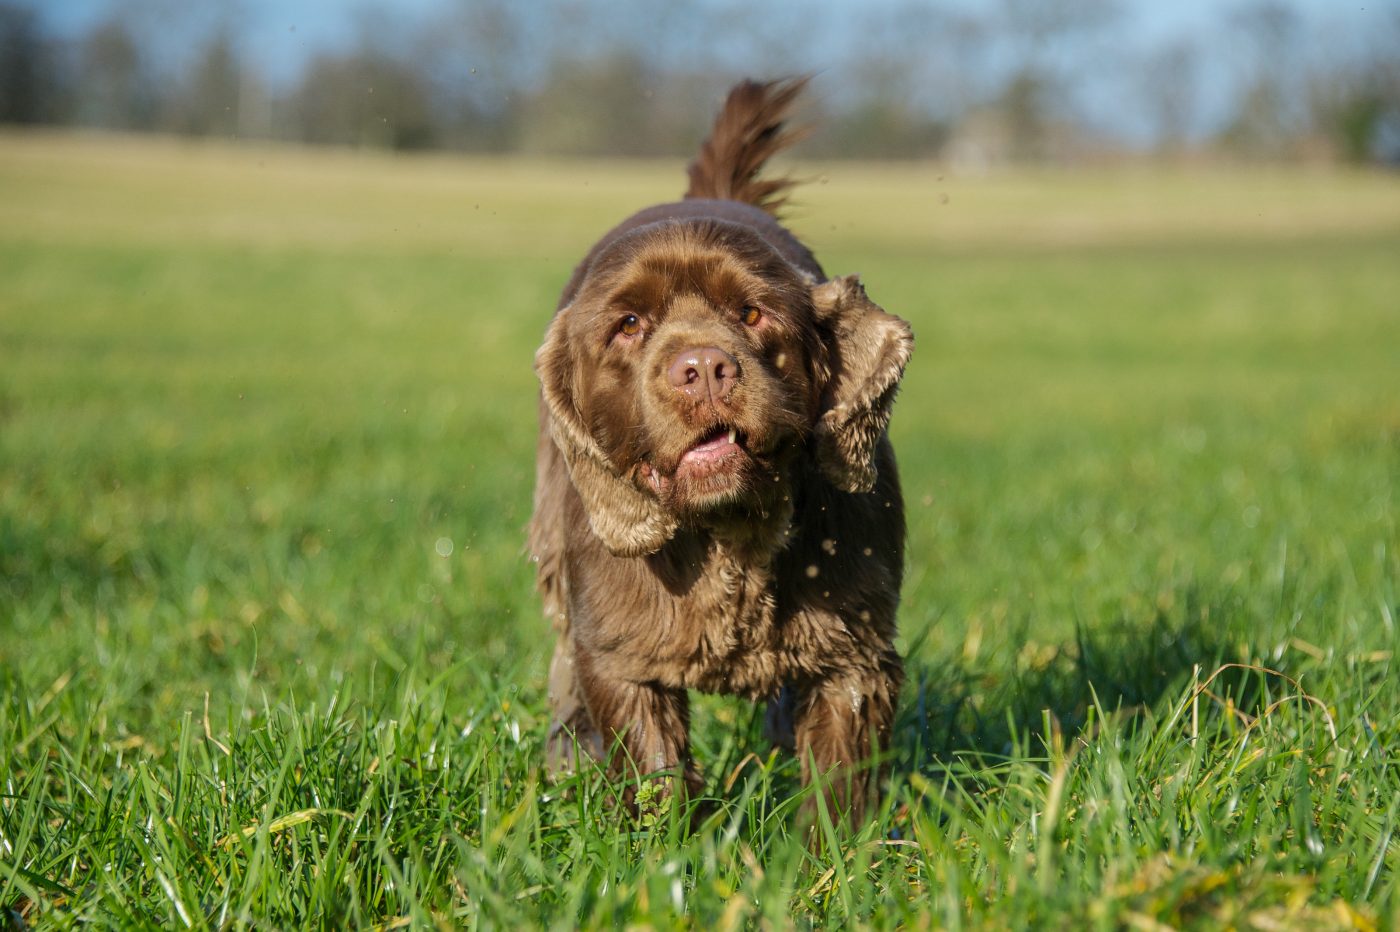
(529, 78, 913, 821)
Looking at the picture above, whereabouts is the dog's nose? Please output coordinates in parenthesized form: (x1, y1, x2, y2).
(668, 346, 739, 402)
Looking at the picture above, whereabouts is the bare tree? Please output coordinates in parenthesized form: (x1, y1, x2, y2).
(996, 0, 1121, 161)
(1218, 0, 1304, 157)
(1140, 38, 1201, 155)
(1305, 7, 1400, 163)
(76, 17, 159, 130)
(0, 2, 67, 124)
(292, 48, 435, 150)
(517, 53, 658, 156)
(171, 29, 242, 137)
(818, 0, 954, 159)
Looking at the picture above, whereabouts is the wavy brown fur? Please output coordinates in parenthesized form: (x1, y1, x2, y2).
(684, 77, 811, 216)
(533, 78, 914, 829)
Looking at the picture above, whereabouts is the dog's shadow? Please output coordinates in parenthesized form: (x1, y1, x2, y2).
(698, 589, 1254, 816)
(894, 595, 1243, 773)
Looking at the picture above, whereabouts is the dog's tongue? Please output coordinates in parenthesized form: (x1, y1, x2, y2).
(682, 428, 739, 463)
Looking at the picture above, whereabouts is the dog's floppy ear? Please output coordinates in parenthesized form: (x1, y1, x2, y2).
(535, 309, 678, 557)
(809, 275, 914, 493)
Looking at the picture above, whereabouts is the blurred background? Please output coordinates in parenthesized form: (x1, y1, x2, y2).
(2, 0, 1398, 165)
(2, 4, 1399, 923)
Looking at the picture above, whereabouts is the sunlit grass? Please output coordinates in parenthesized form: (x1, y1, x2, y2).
(2, 131, 1398, 927)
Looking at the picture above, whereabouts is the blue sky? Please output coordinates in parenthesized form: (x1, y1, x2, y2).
(22, 0, 1399, 142)
(30, 0, 1385, 81)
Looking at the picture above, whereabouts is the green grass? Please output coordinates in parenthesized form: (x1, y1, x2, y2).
(1, 131, 1398, 928)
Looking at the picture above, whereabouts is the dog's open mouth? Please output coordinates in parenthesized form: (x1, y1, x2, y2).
(680, 426, 744, 467)
(639, 425, 751, 499)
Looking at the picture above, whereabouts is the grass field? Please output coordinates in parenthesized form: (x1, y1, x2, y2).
(2, 130, 1398, 928)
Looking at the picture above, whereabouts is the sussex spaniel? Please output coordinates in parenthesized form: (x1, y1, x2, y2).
(529, 77, 913, 822)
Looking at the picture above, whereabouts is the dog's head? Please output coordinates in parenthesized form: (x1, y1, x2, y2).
(535, 220, 912, 557)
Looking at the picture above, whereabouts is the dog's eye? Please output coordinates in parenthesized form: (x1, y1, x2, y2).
(741, 306, 762, 326)
(618, 314, 641, 337)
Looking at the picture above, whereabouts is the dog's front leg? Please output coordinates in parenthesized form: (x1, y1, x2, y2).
(573, 644, 702, 809)
(544, 635, 604, 775)
(792, 659, 901, 827)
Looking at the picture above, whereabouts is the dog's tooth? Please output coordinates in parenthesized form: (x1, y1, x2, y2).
(728, 428, 737, 444)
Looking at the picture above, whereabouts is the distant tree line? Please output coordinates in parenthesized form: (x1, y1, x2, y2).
(2, 0, 1397, 164)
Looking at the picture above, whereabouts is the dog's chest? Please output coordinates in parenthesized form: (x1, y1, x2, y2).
(656, 544, 835, 697)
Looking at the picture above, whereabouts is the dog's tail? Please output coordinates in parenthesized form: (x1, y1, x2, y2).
(685, 77, 810, 216)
